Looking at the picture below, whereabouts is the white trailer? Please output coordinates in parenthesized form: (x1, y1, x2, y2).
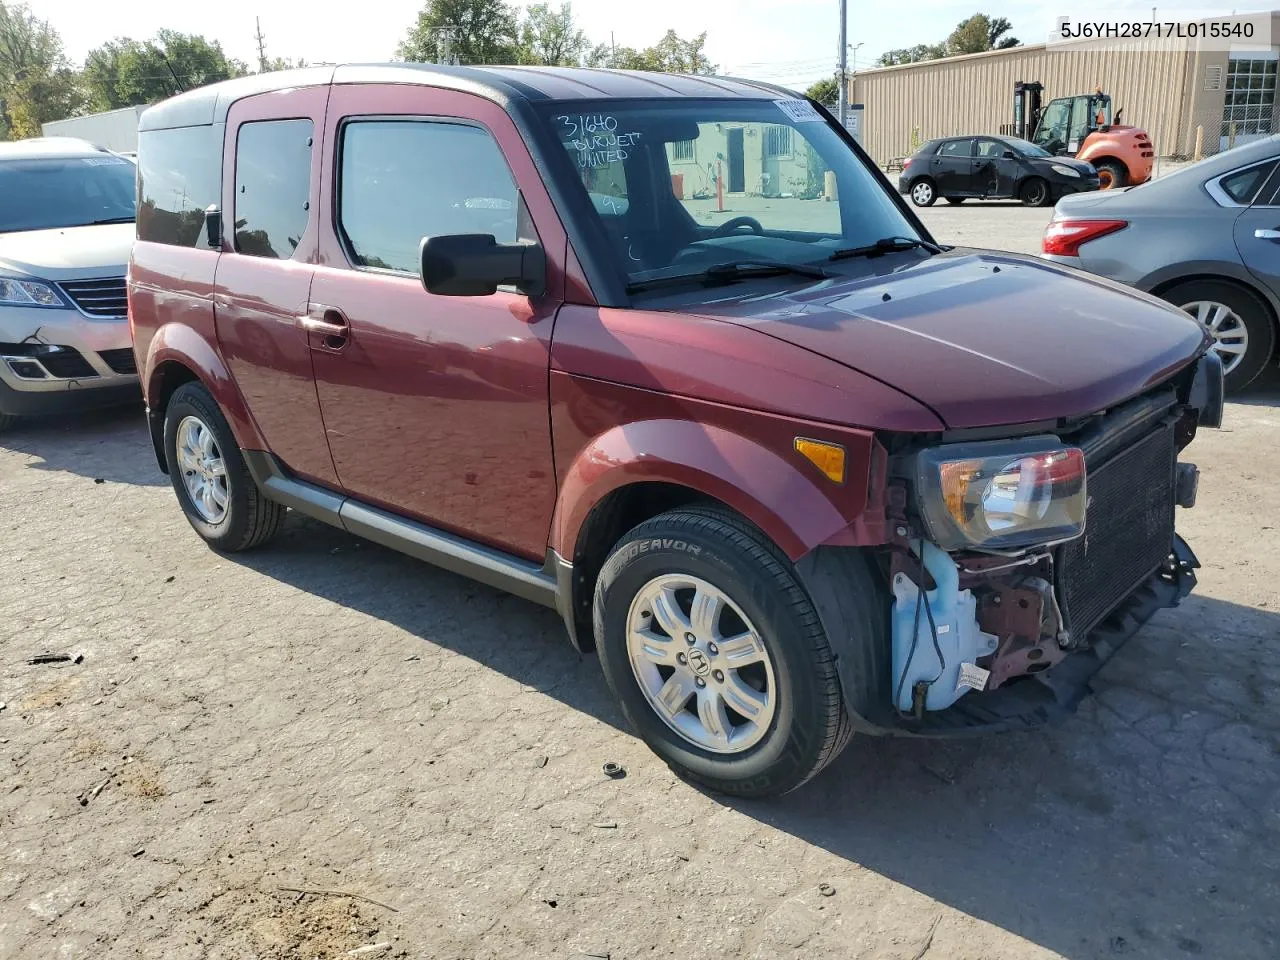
(42, 106, 148, 154)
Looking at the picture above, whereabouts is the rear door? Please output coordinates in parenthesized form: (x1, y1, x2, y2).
(308, 83, 566, 560)
(931, 139, 975, 195)
(214, 87, 339, 486)
(1234, 162, 1280, 299)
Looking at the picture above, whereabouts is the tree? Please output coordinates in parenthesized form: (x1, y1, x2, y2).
(397, 0, 518, 65)
(0, 1, 82, 138)
(876, 13, 1018, 65)
(515, 3, 588, 66)
(82, 31, 247, 111)
(586, 29, 715, 74)
(260, 56, 309, 73)
(804, 76, 839, 106)
(947, 14, 1018, 56)
(876, 42, 947, 67)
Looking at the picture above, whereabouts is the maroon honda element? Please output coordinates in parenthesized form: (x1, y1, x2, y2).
(129, 65, 1223, 797)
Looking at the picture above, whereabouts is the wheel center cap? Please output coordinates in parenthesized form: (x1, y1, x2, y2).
(687, 648, 711, 677)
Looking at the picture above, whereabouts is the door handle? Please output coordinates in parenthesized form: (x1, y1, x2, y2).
(1255, 228, 1280, 241)
(298, 315, 348, 337)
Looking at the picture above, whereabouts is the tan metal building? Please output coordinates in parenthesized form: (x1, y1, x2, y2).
(848, 12, 1280, 165)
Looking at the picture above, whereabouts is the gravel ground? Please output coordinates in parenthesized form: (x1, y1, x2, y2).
(2, 216, 1279, 959)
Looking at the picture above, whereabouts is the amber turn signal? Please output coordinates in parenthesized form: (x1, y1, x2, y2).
(794, 437, 846, 484)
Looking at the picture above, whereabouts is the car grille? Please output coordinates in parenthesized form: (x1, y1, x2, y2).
(58, 277, 128, 318)
(34, 347, 97, 379)
(1056, 422, 1176, 639)
(98, 348, 137, 375)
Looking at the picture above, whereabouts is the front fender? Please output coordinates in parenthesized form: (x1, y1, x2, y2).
(551, 418, 884, 564)
(145, 322, 264, 452)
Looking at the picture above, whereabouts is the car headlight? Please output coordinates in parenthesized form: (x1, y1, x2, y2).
(0, 277, 65, 308)
(912, 437, 1087, 550)
(1051, 164, 1081, 178)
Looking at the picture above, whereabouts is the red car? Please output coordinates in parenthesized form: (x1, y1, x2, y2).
(129, 65, 1223, 797)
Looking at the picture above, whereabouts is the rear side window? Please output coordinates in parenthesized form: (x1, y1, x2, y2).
(939, 139, 972, 157)
(137, 126, 222, 246)
(1218, 161, 1278, 204)
(234, 119, 313, 259)
(339, 120, 520, 274)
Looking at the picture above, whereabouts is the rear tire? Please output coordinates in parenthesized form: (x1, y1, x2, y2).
(163, 381, 285, 552)
(909, 179, 936, 207)
(593, 506, 852, 798)
(1019, 177, 1050, 207)
(1161, 279, 1276, 392)
(1094, 161, 1128, 190)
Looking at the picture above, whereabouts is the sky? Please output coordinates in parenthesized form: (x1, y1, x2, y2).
(38, 0, 1279, 92)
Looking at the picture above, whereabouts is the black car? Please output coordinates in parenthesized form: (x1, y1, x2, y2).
(898, 135, 1099, 207)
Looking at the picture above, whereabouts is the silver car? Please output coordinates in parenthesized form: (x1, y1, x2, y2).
(1042, 136, 1279, 392)
(0, 137, 139, 431)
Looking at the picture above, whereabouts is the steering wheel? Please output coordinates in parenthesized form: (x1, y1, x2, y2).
(710, 216, 764, 238)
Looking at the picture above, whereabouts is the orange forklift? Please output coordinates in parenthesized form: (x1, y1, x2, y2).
(1013, 82, 1155, 189)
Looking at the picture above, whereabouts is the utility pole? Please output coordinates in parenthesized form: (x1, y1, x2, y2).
(254, 17, 268, 72)
(837, 0, 848, 126)
(437, 26, 459, 65)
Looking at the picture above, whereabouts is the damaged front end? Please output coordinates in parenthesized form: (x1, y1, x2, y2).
(873, 350, 1222, 735)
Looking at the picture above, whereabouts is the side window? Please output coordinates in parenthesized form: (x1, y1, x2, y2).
(1219, 161, 1279, 204)
(939, 140, 972, 157)
(976, 140, 1004, 158)
(137, 125, 221, 247)
(234, 119, 313, 259)
(339, 120, 521, 273)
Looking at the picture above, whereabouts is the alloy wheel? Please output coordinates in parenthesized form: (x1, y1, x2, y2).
(1181, 299, 1250, 375)
(626, 574, 777, 754)
(176, 415, 229, 523)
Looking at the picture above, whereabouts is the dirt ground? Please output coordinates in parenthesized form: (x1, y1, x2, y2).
(3, 215, 1280, 959)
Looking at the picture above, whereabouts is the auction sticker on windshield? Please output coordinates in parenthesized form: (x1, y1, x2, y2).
(774, 100, 823, 123)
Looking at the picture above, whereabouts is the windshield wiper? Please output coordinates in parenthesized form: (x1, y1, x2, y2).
(89, 216, 136, 225)
(828, 236, 945, 262)
(626, 259, 830, 294)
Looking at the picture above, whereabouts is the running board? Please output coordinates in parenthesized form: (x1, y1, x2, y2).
(242, 450, 561, 610)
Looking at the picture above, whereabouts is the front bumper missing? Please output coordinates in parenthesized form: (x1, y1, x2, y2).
(881, 535, 1199, 737)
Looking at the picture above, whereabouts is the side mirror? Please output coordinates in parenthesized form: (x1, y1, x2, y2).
(419, 234, 545, 297)
(1002, 149, 1016, 159)
(204, 204, 222, 249)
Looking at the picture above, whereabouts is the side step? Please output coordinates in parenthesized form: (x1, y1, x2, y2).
(242, 450, 564, 611)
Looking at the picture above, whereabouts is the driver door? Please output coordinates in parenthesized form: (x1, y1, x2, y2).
(973, 139, 1018, 198)
(307, 84, 567, 560)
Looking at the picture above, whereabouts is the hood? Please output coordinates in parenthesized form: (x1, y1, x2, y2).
(694, 251, 1207, 429)
(0, 223, 134, 280)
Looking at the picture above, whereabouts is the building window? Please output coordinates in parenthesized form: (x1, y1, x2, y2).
(1222, 57, 1277, 144)
(763, 125, 793, 158)
(672, 139, 695, 161)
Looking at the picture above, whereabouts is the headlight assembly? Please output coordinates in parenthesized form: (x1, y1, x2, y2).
(0, 277, 66, 308)
(1051, 164, 1082, 178)
(912, 437, 1087, 550)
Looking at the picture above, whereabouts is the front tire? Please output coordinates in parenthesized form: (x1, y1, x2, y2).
(1162, 279, 1276, 392)
(163, 382, 285, 552)
(1019, 177, 1050, 207)
(593, 506, 851, 798)
(909, 179, 936, 207)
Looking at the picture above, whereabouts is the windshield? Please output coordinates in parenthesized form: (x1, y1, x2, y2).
(539, 98, 921, 290)
(0, 155, 136, 233)
(1009, 138, 1052, 158)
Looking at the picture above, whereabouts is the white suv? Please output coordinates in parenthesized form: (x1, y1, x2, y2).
(0, 137, 139, 431)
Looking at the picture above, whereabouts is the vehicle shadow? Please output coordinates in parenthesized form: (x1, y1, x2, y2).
(235, 512, 1280, 960)
(0, 403, 166, 487)
(1234, 367, 1280, 405)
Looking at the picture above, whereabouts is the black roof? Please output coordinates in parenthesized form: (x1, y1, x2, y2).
(140, 63, 801, 131)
